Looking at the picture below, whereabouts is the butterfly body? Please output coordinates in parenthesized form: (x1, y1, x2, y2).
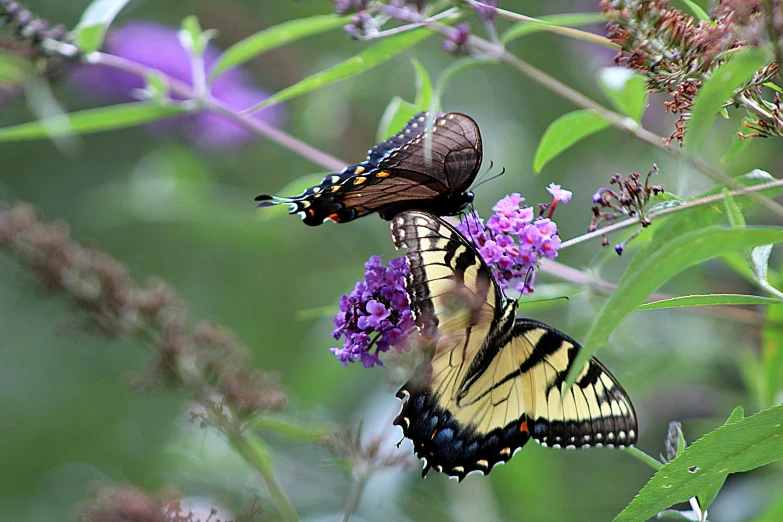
(391, 211, 638, 480)
(255, 112, 482, 225)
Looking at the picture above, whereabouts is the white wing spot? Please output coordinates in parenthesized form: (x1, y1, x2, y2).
(297, 211, 306, 220)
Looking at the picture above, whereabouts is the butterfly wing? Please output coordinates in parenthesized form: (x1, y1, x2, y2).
(391, 211, 638, 480)
(255, 112, 482, 225)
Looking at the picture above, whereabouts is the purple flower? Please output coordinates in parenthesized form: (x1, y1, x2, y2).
(459, 192, 564, 293)
(547, 183, 573, 203)
(69, 22, 286, 149)
(331, 255, 413, 367)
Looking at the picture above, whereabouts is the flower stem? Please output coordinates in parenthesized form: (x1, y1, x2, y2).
(624, 446, 663, 471)
(229, 431, 300, 522)
(85, 51, 347, 172)
(342, 471, 370, 522)
(462, 0, 617, 48)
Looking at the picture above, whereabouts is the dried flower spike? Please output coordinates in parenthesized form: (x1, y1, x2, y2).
(590, 165, 664, 254)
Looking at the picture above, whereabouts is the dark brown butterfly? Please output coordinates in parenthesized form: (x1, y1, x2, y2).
(255, 112, 482, 225)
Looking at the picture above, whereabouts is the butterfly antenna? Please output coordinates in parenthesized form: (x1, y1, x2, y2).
(472, 160, 495, 186)
(472, 166, 507, 190)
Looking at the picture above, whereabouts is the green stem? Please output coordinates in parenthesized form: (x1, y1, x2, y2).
(342, 471, 370, 522)
(230, 432, 300, 522)
(624, 446, 664, 471)
(462, 0, 617, 48)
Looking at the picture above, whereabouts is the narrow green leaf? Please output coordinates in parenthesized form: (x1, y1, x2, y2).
(74, 0, 134, 53)
(762, 304, 783, 408)
(680, 0, 710, 21)
(697, 406, 745, 511)
(0, 102, 186, 141)
(242, 27, 433, 114)
(598, 67, 648, 122)
(501, 13, 604, 44)
(251, 416, 332, 442)
(533, 110, 610, 173)
(615, 404, 783, 522)
(685, 47, 771, 155)
(637, 294, 783, 311)
(629, 170, 783, 282)
(764, 81, 783, 93)
(377, 59, 434, 141)
(210, 14, 350, 81)
(723, 189, 747, 228)
(569, 227, 783, 385)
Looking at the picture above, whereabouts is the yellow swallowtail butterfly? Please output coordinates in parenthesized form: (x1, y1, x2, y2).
(391, 210, 638, 480)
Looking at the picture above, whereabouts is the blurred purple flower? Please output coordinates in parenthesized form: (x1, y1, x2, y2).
(330, 256, 413, 368)
(69, 21, 285, 149)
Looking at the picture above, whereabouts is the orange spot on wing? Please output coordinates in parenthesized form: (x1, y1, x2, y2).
(331, 185, 341, 193)
(431, 429, 439, 439)
(353, 176, 367, 185)
(326, 213, 341, 222)
(520, 419, 529, 433)
(376, 170, 392, 178)
(307, 209, 315, 217)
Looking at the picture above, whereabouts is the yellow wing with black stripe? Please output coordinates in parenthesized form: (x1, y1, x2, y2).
(391, 210, 638, 480)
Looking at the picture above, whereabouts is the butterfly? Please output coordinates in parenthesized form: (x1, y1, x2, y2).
(390, 210, 638, 480)
(255, 112, 482, 226)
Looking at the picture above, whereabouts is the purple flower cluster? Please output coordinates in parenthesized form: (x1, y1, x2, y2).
(331, 256, 414, 368)
(330, 187, 570, 366)
(457, 190, 567, 294)
(69, 22, 286, 149)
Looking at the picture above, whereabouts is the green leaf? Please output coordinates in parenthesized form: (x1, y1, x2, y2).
(681, 0, 710, 22)
(629, 170, 783, 282)
(569, 227, 783, 385)
(598, 67, 649, 122)
(615, 404, 783, 522)
(0, 102, 186, 141)
(533, 110, 610, 173)
(637, 294, 783, 311)
(764, 81, 783, 93)
(696, 407, 745, 511)
(684, 47, 771, 155)
(723, 189, 747, 228)
(74, 0, 134, 53)
(377, 59, 434, 141)
(210, 14, 350, 81)
(242, 27, 433, 115)
(501, 13, 604, 44)
(762, 304, 783, 408)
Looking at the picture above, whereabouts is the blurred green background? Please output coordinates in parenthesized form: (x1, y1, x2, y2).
(1, 1, 782, 521)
